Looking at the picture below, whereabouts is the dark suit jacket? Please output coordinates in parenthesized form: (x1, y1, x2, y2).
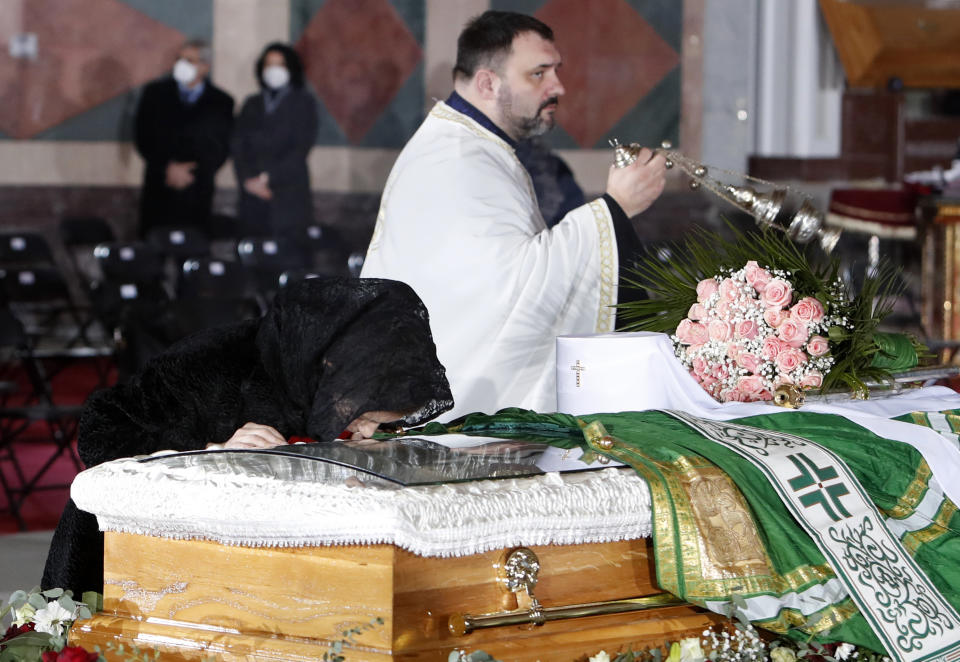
(134, 77, 234, 235)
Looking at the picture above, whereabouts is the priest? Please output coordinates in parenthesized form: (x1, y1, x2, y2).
(361, 10, 666, 420)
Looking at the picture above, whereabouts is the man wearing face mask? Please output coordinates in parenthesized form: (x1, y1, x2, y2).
(232, 43, 319, 241)
(134, 39, 234, 237)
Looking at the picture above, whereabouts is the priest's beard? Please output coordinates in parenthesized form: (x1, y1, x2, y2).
(496, 85, 558, 140)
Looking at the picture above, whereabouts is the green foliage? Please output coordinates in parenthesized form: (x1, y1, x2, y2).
(617, 224, 908, 396)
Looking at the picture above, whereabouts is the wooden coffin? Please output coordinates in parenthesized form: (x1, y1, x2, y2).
(71, 532, 721, 661)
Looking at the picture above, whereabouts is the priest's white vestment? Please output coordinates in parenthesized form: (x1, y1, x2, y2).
(361, 101, 618, 420)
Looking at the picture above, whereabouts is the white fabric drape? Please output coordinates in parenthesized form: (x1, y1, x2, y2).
(362, 101, 617, 420)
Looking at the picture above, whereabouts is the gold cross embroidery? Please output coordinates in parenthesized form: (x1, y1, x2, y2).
(570, 360, 586, 387)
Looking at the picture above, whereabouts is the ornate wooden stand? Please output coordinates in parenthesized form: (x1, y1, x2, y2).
(70, 532, 721, 661)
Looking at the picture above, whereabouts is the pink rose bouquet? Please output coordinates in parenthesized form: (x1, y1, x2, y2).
(619, 225, 925, 400)
(673, 262, 840, 403)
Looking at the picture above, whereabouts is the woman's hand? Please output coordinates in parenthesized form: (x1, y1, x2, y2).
(208, 422, 286, 450)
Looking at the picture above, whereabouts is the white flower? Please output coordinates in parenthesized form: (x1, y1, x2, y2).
(679, 637, 705, 662)
(836, 643, 857, 661)
(31, 600, 75, 636)
(770, 647, 796, 662)
(588, 652, 611, 662)
(11, 603, 36, 627)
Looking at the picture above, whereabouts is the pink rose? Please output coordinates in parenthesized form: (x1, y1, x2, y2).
(777, 318, 809, 349)
(806, 335, 829, 357)
(763, 307, 788, 328)
(738, 375, 766, 395)
(775, 348, 807, 373)
(700, 376, 719, 394)
(688, 303, 707, 321)
(723, 388, 748, 403)
(696, 279, 719, 303)
(711, 363, 729, 380)
(689, 370, 702, 384)
(775, 374, 794, 386)
(800, 370, 824, 389)
(691, 356, 707, 377)
(716, 300, 732, 318)
(676, 319, 709, 345)
(708, 319, 733, 342)
(744, 261, 772, 292)
(726, 342, 742, 360)
(719, 277, 740, 302)
(687, 342, 704, 355)
(761, 336, 784, 361)
(735, 319, 759, 340)
(757, 389, 773, 401)
(737, 351, 760, 374)
(791, 296, 825, 324)
(688, 322, 709, 345)
(761, 278, 793, 309)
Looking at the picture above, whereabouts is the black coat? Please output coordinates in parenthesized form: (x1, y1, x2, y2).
(232, 87, 318, 238)
(134, 77, 234, 235)
(42, 278, 453, 596)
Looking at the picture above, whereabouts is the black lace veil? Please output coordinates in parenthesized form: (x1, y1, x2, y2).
(253, 277, 454, 441)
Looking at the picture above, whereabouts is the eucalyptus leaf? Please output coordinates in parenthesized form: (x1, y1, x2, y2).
(7, 590, 26, 607)
(41, 588, 63, 599)
(27, 593, 47, 610)
(81, 591, 103, 613)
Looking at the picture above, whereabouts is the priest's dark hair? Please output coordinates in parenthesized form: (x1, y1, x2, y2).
(453, 10, 554, 81)
(255, 41, 305, 89)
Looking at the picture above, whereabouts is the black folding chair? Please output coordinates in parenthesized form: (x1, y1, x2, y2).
(59, 216, 116, 285)
(0, 231, 56, 268)
(236, 237, 309, 304)
(94, 241, 166, 287)
(0, 266, 86, 344)
(304, 224, 349, 276)
(0, 307, 83, 530)
(180, 257, 254, 301)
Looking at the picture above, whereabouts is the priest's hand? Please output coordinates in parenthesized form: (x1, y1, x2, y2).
(211, 422, 286, 450)
(605, 147, 666, 217)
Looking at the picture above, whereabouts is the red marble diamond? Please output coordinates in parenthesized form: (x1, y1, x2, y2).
(536, 0, 680, 147)
(296, 0, 422, 144)
(0, 0, 184, 139)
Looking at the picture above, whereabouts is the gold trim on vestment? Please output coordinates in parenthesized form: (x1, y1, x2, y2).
(589, 200, 616, 333)
(756, 598, 861, 636)
(580, 420, 857, 636)
(902, 500, 958, 555)
(429, 102, 515, 153)
(885, 461, 932, 520)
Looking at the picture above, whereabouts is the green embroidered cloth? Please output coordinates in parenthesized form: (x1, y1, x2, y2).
(414, 408, 960, 654)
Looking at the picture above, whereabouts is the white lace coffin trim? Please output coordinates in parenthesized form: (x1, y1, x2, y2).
(71, 453, 652, 557)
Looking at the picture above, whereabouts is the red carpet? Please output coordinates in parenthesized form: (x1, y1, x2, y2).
(0, 358, 115, 534)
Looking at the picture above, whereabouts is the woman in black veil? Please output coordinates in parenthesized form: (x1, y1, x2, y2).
(43, 277, 453, 595)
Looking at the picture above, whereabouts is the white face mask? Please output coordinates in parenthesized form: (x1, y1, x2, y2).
(172, 58, 198, 85)
(262, 65, 290, 90)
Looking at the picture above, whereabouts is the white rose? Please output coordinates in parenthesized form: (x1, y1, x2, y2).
(679, 637, 705, 662)
(11, 603, 36, 627)
(588, 652, 611, 662)
(770, 646, 797, 662)
(836, 643, 857, 661)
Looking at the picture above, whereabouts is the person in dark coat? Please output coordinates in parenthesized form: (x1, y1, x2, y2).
(232, 43, 319, 239)
(41, 277, 454, 596)
(134, 39, 234, 237)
